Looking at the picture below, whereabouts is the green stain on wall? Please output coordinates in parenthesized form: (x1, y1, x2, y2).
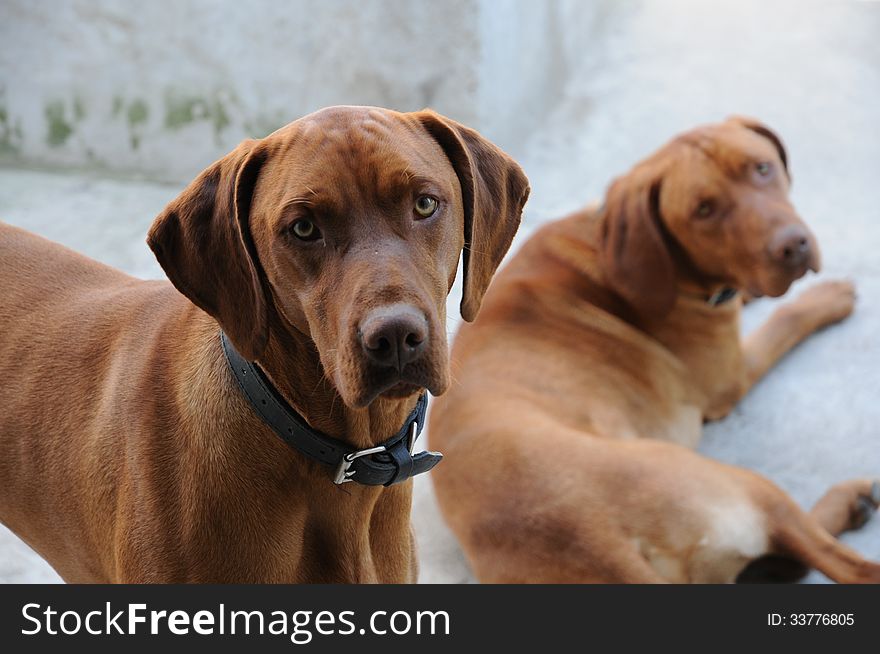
(0, 101, 24, 155)
(126, 99, 149, 150)
(45, 100, 74, 147)
(73, 96, 87, 121)
(127, 99, 149, 127)
(209, 97, 230, 136)
(164, 93, 204, 129)
(109, 97, 150, 150)
(164, 90, 234, 143)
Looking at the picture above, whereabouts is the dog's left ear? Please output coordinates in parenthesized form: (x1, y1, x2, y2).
(728, 116, 790, 180)
(601, 173, 676, 320)
(416, 111, 530, 321)
(147, 140, 271, 360)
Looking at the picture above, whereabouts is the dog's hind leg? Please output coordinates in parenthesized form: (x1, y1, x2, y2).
(737, 478, 880, 583)
(748, 476, 880, 584)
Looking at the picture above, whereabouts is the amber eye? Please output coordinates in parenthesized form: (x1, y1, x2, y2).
(414, 195, 439, 218)
(291, 219, 321, 241)
(755, 162, 772, 177)
(695, 199, 715, 218)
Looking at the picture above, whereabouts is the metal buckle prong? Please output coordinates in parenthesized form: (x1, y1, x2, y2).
(407, 421, 419, 453)
(333, 445, 387, 484)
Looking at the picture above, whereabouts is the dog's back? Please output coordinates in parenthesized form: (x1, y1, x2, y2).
(433, 209, 703, 449)
(0, 221, 187, 579)
(429, 209, 713, 581)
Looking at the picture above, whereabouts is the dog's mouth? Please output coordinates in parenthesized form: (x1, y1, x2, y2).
(363, 364, 439, 402)
(338, 359, 448, 408)
(380, 381, 423, 399)
(746, 256, 818, 299)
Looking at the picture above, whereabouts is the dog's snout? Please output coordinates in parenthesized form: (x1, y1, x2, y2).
(359, 304, 429, 371)
(770, 224, 811, 268)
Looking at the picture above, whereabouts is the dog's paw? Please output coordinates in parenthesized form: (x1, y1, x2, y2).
(793, 279, 856, 326)
(852, 480, 880, 530)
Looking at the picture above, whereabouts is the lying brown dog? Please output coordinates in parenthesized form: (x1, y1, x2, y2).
(429, 117, 880, 583)
(0, 106, 529, 582)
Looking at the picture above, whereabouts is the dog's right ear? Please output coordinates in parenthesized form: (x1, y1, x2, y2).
(147, 140, 271, 360)
(727, 115, 790, 181)
(415, 110, 530, 322)
(600, 174, 676, 320)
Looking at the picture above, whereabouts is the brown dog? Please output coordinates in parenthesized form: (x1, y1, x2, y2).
(429, 117, 880, 583)
(0, 106, 529, 582)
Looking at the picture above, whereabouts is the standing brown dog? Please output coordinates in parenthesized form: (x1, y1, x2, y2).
(0, 106, 529, 582)
(429, 117, 880, 583)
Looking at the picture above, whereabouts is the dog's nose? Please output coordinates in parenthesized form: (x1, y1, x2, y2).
(770, 225, 811, 268)
(359, 304, 428, 371)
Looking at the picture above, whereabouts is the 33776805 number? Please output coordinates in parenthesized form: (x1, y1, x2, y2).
(768, 613, 854, 626)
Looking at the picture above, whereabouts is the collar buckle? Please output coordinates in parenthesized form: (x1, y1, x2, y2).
(333, 445, 387, 485)
(407, 421, 419, 453)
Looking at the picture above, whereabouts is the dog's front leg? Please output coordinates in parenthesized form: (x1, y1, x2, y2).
(741, 279, 855, 389)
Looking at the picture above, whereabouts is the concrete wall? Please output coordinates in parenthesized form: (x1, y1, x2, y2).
(0, 0, 584, 183)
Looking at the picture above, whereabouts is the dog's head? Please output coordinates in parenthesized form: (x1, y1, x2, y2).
(148, 106, 529, 408)
(601, 117, 818, 318)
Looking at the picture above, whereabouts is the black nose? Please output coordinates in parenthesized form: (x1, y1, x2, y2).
(770, 225, 811, 268)
(359, 304, 428, 371)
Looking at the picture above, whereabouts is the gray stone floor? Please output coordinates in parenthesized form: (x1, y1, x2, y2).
(1, 0, 878, 583)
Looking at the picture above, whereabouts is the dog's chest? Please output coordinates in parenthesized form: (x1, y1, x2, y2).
(652, 404, 703, 448)
(651, 305, 747, 421)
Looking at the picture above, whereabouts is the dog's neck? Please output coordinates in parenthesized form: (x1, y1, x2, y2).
(542, 208, 739, 324)
(250, 320, 421, 451)
(651, 210, 740, 306)
(675, 278, 739, 306)
(174, 305, 417, 580)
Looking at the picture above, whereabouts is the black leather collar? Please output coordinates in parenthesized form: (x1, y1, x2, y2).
(680, 286, 739, 307)
(706, 287, 738, 306)
(706, 286, 739, 307)
(220, 331, 441, 486)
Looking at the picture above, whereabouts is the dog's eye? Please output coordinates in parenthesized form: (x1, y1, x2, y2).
(414, 195, 439, 218)
(291, 219, 321, 241)
(755, 162, 772, 177)
(695, 199, 715, 219)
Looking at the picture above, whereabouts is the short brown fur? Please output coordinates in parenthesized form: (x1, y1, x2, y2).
(0, 106, 528, 582)
(430, 118, 879, 583)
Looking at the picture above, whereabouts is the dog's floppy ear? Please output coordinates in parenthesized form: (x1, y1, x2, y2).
(416, 111, 530, 321)
(148, 140, 270, 360)
(601, 174, 676, 320)
(728, 115, 790, 180)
